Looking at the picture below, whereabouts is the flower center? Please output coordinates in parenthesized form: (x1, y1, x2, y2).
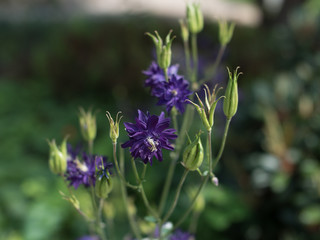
(75, 159, 89, 172)
(146, 137, 158, 152)
(170, 89, 178, 96)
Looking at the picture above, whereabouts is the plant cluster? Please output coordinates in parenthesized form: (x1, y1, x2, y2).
(48, 3, 240, 240)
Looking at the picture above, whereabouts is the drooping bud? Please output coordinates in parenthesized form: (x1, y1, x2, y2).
(218, 20, 235, 46)
(95, 171, 113, 199)
(223, 67, 241, 119)
(146, 30, 175, 71)
(79, 107, 97, 142)
(48, 137, 68, 175)
(187, 85, 224, 132)
(182, 132, 204, 171)
(106, 111, 122, 144)
(186, 3, 204, 34)
(179, 19, 189, 42)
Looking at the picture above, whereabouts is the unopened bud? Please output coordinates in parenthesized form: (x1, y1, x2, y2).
(187, 3, 204, 34)
(182, 132, 204, 171)
(223, 67, 241, 119)
(79, 107, 97, 142)
(48, 138, 68, 175)
(106, 111, 122, 144)
(179, 19, 189, 42)
(218, 20, 235, 46)
(95, 172, 113, 199)
(146, 30, 175, 71)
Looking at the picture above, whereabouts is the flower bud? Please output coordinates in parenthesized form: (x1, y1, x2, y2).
(95, 172, 113, 199)
(186, 3, 204, 34)
(146, 30, 175, 71)
(223, 67, 241, 119)
(179, 19, 189, 42)
(79, 107, 97, 142)
(182, 132, 204, 171)
(106, 111, 122, 144)
(218, 20, 235, 46)
(48, 138, 68, 175)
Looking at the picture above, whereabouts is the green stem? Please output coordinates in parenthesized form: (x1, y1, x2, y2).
(173, 174, 209, 232)
(90, 185, 107, 240)
(199, 44, 226, 85)
(162, 169, 189, 223)
(88, 140, 93, 154)
(112, 143, 138, 189)
(118, 147, 142, 240)
(183, 40, 192, 79)
(208, 129, 213, 175)
(158, 103, 194, 216)
(191, 33, 198, 83)
(164, 67, 169, 82)
(130, 157, 160, 221)
(141, 164, 147, 180)
(213, 118, 231, 169)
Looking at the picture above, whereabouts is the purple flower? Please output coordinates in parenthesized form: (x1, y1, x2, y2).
(77, 236, 99, 240)
(170, 230, 193, 240)
(143, 61, 180, 89)
(65, 144, 112, 189)
(121, 110, 177, 165)
(153, 74, 192, 114)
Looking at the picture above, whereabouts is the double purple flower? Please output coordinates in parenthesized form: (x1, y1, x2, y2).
(65, 144, 112, 189)
(121, 110, 177, 165)
(143, 62, 192, 114)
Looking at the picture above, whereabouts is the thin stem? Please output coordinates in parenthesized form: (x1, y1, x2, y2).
(162, 169, 189, 223)
(191, 33, 198, 83)
(208, 129, 213, 175)
(183, 40, 192, 79)
(164, 67, 169, 82)
(130, 157, 160, 221)
(199, 44, 226, 85)
(88, 140, 93, 154)
(188, 207, 201, 234)
(119, 147, 142, 240)
(213, 118, 231, 169)
(141, 164, 147, 180)
(158, 103, 194, 216)
(112, 143, 138, 189)
(172, 111, 179, 135)
(173, 174, 209, 232)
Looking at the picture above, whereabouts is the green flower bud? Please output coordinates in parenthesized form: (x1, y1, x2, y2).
(187, 3, 204, 34)
(218, 20, 235, 46)
(187, 85, 224, 132)
(146, 30, 175, 71)
(179, 19, 189, 42)
(223, 67, 241, 119)
(95, 173, 113, 199)
(182, 132, 204, 171)
(106, 111, 123, 144)
(79, 107, 97, 142)
(48, 138, 68, 175)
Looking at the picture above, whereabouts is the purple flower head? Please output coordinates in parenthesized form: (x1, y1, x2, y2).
(77, 236, 99, 240)
(121, 110, 177, 165)
(143, 61, 180, 89)
(65, 145, 112, 189)
(170, 230, 193, 240)
(153, 74, 192, 114)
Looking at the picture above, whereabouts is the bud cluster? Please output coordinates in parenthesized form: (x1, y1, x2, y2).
(146, 30, 175, 71)
(48, 137, 68, 175)
(187, 84, 224, 131)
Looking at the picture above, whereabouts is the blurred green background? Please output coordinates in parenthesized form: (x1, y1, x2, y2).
(1, 0, 320, 239)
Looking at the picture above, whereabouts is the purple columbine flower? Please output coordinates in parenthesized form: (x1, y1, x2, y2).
(65, 144, 112, 189)
(143, 61, 180, 89)
(153, 74, 192, 114)
(170, 230, 193, 240)
(121, 110, 177, 165)
(77, 236, 99, 240)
